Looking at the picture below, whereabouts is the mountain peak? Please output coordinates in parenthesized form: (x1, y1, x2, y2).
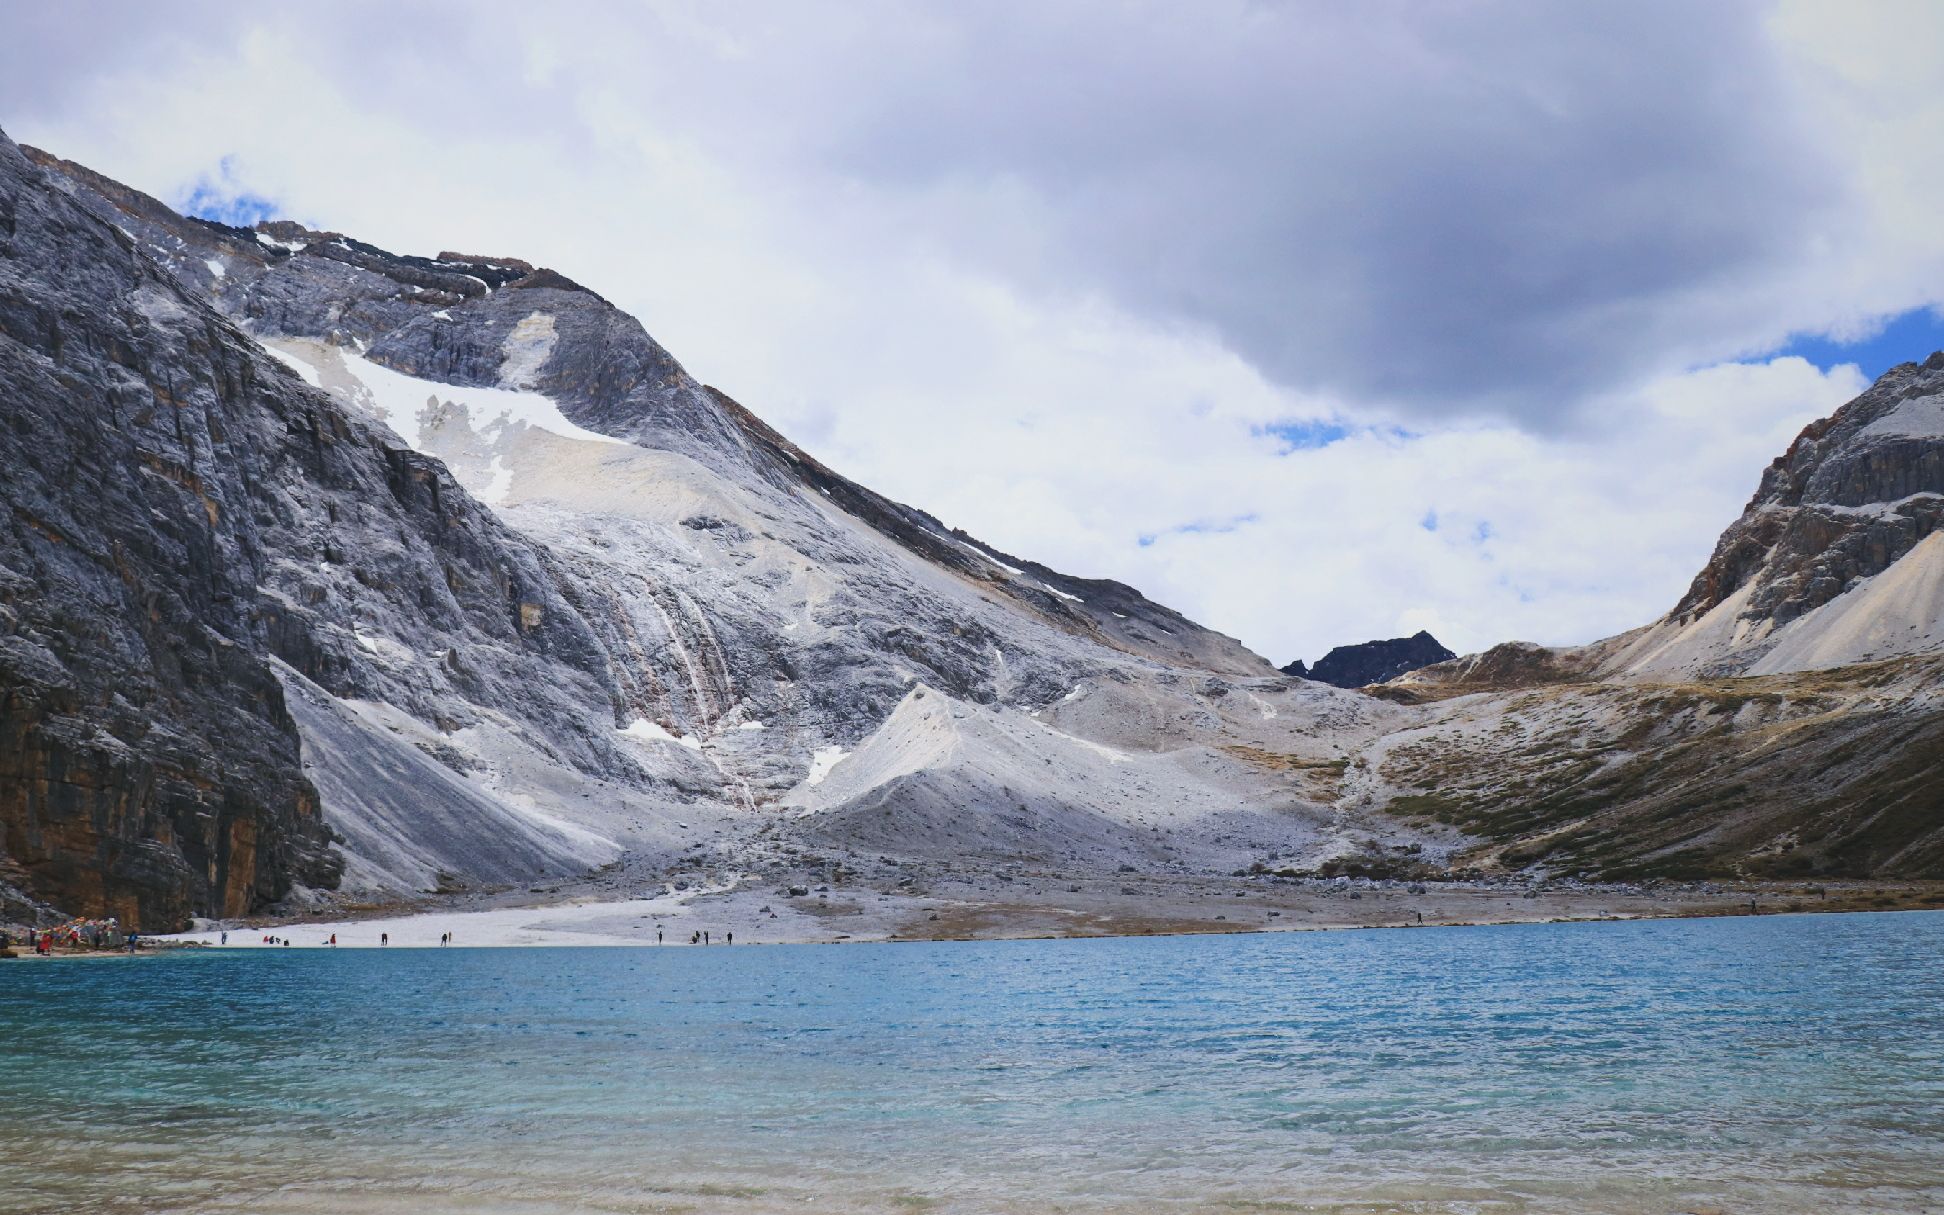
(1599, 351, 1944, 678)
(1282, 630, 1456, 687)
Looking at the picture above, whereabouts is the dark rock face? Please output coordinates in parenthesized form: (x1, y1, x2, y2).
(1671, 354, 1944, 633)
(0, 133, 339, 927)
(0, 130, 641, 928)
(1282, 630, 1455, 687)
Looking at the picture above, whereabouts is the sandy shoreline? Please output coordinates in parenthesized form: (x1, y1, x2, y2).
(131, 872, 1944, 952)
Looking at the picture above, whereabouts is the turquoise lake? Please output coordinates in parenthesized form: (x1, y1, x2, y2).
(4, 912, 1942, 1214)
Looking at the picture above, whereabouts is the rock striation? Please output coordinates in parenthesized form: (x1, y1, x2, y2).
(0, 132, 673, 926)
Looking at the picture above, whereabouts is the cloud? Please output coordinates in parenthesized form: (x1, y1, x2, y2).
(0, 3, 1927, 662)
(792, 2, 1853, 426)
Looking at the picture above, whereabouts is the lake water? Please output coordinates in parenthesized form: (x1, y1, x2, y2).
(4, 912, 1942, 1214)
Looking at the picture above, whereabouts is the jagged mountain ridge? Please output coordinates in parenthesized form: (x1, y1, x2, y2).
(1393, 358, 1944, 694)
(1601, 353, 1944, 679)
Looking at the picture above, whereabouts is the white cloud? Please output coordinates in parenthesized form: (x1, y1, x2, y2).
(0, 4, 1926, 662)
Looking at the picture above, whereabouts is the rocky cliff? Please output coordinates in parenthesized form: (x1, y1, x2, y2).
(1601, 355, 1944, 678)
(0, 134, 350, 927)
(0, 131, 728, 926)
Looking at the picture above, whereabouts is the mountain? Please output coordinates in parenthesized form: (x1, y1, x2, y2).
(1598, 355, 1944, 679)
(3, 129, 1940, 931)
(1281, 630, 1455, 687)
(3, 132, 1424, 929)
(1372, 363, 1944, 879)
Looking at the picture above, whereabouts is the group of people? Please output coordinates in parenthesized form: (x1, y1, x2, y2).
(19, 917, 134, 954)
(218, 929, 443, 947)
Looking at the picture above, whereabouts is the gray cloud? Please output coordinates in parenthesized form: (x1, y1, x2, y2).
(785, 1, 1849, 425)
(1, 2, 1852, 430)
(0, 1, 1906, 659)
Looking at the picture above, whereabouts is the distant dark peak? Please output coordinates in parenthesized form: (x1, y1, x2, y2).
(1282, 629, 1456, 687)
(436, 251, 535, 273)
(506, 266, 605, 301)
(185, 215, 259, 242)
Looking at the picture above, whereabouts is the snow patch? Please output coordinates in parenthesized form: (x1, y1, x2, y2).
(1039, 582, 1084, 603)
(203, 258, 226, 279)
(264, 345, 321, 386)
(620, 718, 703, 750)
(969, 542, 1025, 576)
(935, 529, 1026, 576)
(804, 746, 849, 786)
(335, 348, 623, 451)
(481, 454, 514, 504)
(1859, 392, 1944, 440)
(499, 311, 558, 390)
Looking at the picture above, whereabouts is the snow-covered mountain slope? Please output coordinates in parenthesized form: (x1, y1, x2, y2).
(10, 135, 1431, 927)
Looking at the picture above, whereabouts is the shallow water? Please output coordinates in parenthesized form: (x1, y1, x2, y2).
(4, 912, 1942, 1214)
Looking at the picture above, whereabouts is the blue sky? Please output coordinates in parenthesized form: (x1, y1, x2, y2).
(178, 155, 279, 227)
(1777, 306, 1944, 382)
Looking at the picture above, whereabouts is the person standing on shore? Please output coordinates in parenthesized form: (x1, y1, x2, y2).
(381, 932, 389, 946)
